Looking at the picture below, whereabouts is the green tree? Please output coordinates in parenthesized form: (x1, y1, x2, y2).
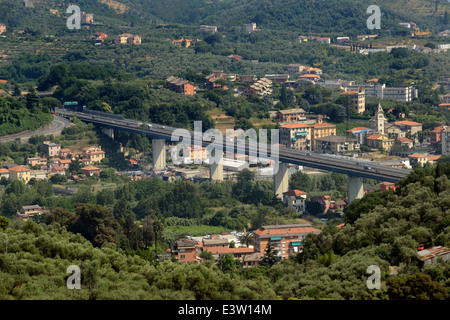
(261, 243, 279, 267)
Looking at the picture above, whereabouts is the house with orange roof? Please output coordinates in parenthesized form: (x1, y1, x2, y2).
(282, 189, 307, 214)
(0, 168, 9, 180)
(252, 224, 322, 260)
(171, 239, 201, 263)
(309, 119, 337, 150)
(298, 73, 320, 83)
(430, 125, 447, 146)
(50, 166, 65, 175)
(317, 37, 331, 44)
(81, 146, 106, 165)
(408, 153, 428, 167)
(60, 148, 72, 158)
(366, 133, 394, 151)
(380, 181, 397, 192)
(8, 166, 30, 183)
(394, 120, 423, 135)
(280, 122, 311, 151)
(81, 165, 100, 177)
(395, 137, 414, 149)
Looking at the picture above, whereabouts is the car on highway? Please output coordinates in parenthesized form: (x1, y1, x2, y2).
(364, 165, 372, 170)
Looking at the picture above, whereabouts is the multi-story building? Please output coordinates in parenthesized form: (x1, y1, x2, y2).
(81, 165, 101, 177)
(365, 133, 394, 151)
(166, 76, 195, 95)
(282, 190, 307, 214)
(8, 166, 31, 183)
(309, 121, 337, 150)
(279, 123, 311, 151)
(252, 224, 322, 260)
(408, 154, 429, 167)
(346, 127, 370, 145)
(315, 135, 358, 154)
(172, 239, 200, 263)
(340, 89, 365, 114)
(275, 108, 306, 123)
(286, 64, 305, 75)
(264, 74, 290, 83)
(16, 205, 48, 221)
(81, 147, 105, 165)
(342, 83, 418, 102)
(243, 78, 272, 98)
(200, 25, 217, 33)
(27, 157, 48, 167)
(394, 120, 423, 136)
(41, 141, 61, 157)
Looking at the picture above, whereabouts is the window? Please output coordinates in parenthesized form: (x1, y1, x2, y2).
(180, 255, 185, 260)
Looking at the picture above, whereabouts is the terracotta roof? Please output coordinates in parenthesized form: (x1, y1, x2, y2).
(253, 224, 322, 237)
(299, 74, 320, 78)
(366, 133, 384, 140)
(394, 120, 422, 126)
(81, 165, 100, 171)
(408, 153, 427, 158)
(8, 166, 30, 172)
(397, 138, 413, 142)
(340, 90, 359, 95)
(283, 189, 307, 197)
(280, 123, 310, 129)
(310, 123, 335, 128)
(418, 246, 450, 261)
(0, 168, 9, 173)
(427, 155, 442, 161)
(204, 246, 255, 255)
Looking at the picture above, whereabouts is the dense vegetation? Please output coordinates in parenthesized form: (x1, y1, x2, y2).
(0, 91, 53, 136)
(0, 162, 449, 300)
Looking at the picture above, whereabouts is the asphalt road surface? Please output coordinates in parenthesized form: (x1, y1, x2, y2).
(0, 115, 73, 143)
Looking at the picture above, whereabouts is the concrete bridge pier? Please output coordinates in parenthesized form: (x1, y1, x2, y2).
(348, 175, 364, 204)
(102, 127, 114, 139)
(152, 139, 166, 171)
(274, 162, 289, 199)
(209, 154, 224, 182)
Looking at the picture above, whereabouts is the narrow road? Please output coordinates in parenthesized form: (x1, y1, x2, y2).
(0, 115, 73, 143)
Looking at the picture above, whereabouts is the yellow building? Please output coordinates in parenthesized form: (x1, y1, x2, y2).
(81, 147, 106, 165)
(309, 121, 337, 150)
(8, 166, 31, 183)
(365, 133, 394, 151)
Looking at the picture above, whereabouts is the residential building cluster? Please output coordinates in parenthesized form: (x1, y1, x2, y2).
(171, 223, 322, 266)
(0, 140, 107, 185)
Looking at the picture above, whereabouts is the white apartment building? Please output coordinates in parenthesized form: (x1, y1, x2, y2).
(342, 83, 418, 102)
